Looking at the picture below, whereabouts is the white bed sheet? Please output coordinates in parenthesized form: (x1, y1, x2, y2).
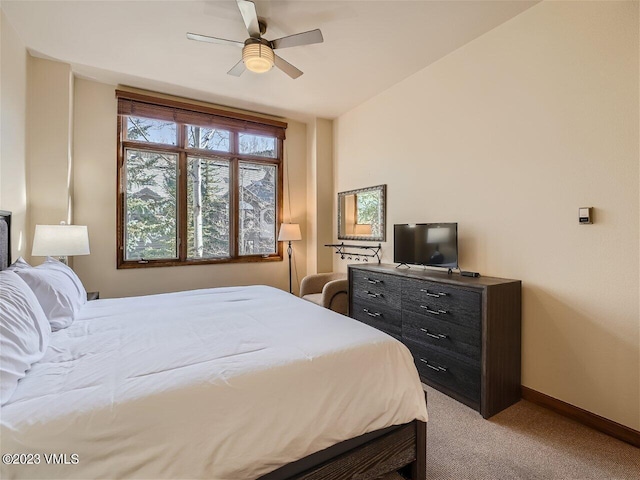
(1, 286, 428, 479)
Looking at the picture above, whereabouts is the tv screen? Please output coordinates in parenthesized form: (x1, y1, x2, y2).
(394, 223, 458, 268)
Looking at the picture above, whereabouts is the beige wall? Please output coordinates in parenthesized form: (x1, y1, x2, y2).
(306, 120, 318, 275)
(315, 119, 334, 273)
(0, 11, 28, 259)
(72, 78, 308, 298)
(27, 56, 74, 263)
(282, 120, 308, 293)
(334, 1, 639, 429)
(306, 118, 334, 275)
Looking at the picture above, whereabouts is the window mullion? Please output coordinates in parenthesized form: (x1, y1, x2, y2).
(178, 153, 188, 262)
(230, 128, 237, 154)
(117, 115, 125, 267)
(230, 156, 239, 259)
(176, 125, 186, 261)
(229, 130, 240, 259)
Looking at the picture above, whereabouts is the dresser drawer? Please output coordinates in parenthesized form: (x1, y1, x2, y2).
(351, 300, 401, 340)
(406, 340, 480, 402)
(402, 279, 481, 329)
(402, 310, 481, 361)
(352, 270, 401, 309)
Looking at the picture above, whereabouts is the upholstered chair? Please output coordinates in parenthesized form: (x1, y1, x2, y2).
(300, 272, 348, 315)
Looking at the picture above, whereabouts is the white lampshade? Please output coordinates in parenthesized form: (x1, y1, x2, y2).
(243, 43, 274, 73)
(32, 225, 90, 257)
(277, 223, 302, 242)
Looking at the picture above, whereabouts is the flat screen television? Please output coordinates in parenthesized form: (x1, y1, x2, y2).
(394, 223, 458, 269)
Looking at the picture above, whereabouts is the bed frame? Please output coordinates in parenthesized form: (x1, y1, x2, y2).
(261, 406, 427, 480)
(0, 210, 427, 479)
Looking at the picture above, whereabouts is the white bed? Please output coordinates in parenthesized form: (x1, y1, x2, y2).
(1, 285, 427, 479)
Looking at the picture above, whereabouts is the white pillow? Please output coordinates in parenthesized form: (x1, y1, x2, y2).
(41, 257, 87, 306)
(6, 256, 32, 272)
(0, 271, 51, 405)
(16, 263, 83, 331)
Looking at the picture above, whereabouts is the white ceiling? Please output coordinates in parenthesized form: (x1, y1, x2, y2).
(2, 0, 538, 121)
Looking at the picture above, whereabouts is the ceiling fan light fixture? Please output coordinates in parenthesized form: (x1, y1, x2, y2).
(242, 43, 274, 73)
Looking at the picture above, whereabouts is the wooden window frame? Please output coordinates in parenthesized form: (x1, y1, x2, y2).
(116, 90, 286, 269)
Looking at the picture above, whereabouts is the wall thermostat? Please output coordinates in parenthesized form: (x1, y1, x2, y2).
(579, 207, 592, 224)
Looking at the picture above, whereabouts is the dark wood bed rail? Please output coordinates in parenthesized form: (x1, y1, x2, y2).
(261, 391, 427, 480)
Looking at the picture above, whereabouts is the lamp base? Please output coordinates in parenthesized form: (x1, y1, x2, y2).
(287, 241, 293, 294)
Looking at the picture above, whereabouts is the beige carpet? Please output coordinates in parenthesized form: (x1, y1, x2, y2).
(385, 385, 639, 480)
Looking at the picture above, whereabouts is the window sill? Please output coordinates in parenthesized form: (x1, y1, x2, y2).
(117, 254, 283, 269)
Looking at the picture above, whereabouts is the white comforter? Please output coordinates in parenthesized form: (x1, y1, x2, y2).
(1, 286, 428, 479)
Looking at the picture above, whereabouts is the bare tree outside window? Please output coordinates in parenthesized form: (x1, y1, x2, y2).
(187, 126, 230, 152)
(239, 133, 276, 158)
(127, 117, 177, 145)
(187, 157, 230, 258)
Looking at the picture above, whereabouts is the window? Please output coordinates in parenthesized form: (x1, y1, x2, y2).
(238, 162, 277, 255)
(125, 149, 178, 260)
(116, 91, 286, 268)
(187, 125, 230, 152)
(127, 117, 177, 145)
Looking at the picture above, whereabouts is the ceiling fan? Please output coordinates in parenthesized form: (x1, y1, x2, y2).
(187, 0, 324, 79)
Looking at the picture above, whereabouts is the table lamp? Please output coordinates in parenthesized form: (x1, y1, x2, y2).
(32, 223, 90, 266)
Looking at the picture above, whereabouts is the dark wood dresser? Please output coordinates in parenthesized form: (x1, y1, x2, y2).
(348, 264, 521, 419)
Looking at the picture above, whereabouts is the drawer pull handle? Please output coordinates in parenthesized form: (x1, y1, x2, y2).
(419, 289, 448, 298)
(363, 308, 381, 318)
(420, 328, 448, 339)
(364, 277, 382, 284)
(364, 291, 382, 298)
(420, 306, 449, 315)
(420, 358, 448, 372)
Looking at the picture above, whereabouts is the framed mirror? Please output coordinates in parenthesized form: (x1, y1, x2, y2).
(338, 184, 386, 241)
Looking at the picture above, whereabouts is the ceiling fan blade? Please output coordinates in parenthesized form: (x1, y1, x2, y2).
(271, 29, 324, 50)
(187, 33, 244, 48)
(274, 55, 303, 79)
(227, 60, 246, 77)
(236, 0, 261, 38)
